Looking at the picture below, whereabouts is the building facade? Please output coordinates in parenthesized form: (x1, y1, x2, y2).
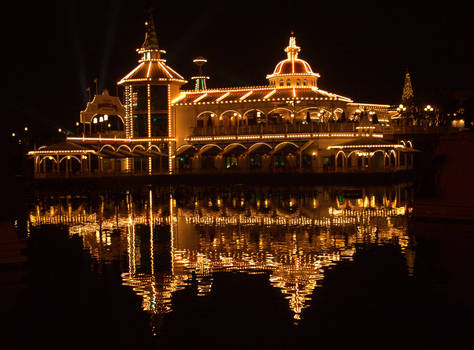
(29, 16, 416, 178)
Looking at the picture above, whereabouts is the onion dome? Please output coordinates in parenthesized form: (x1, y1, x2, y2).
(267, 34, 320, 88)
(118, 14, 186, 85)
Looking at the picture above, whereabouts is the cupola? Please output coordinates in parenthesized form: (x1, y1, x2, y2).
(266, 34, 320, 88)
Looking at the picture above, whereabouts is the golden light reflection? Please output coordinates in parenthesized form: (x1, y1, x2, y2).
(28, 185, 414, 325)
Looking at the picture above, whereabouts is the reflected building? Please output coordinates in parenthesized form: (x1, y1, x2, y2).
(28, 185, 415, 324)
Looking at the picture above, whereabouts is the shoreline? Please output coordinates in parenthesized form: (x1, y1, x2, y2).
(25, 170, 416, 190)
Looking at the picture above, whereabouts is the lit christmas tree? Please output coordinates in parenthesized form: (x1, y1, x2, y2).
(401, 71, 414, 104)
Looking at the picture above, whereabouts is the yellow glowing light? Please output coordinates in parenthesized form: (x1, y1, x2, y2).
(263, 89, 276, 99)
(171, 93, 186, 104)
(239, 90, 253, 100)
(193, 93, 207, 103)
(216, 92, 230, 102)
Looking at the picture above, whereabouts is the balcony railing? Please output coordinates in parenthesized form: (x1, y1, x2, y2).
(192, 123, 387, 136)
(387, 126, 458, 135)
(192, 123, 457, 137)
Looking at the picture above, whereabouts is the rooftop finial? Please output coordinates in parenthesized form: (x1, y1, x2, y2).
(192, 57, 209, 91)
(142, 8, 159, 50)
(285, 33, 300, 60)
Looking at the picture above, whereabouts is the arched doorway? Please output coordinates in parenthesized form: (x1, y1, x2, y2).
(222, 144, 247, 170)
(176, 145, 198, 171)
(247, 143, 272, 170)
(199, 144, 222, 170)
(372, 151, 385, 170)
(271, 142, 299, 171)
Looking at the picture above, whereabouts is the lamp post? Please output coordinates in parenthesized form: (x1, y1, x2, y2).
(397, 104, 408, 125)
(424, 105, 434, 126)
(396, 104, 407, 114)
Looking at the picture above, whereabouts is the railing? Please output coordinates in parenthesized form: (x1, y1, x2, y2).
(192, 123, 384, 136)
(192, 123, 457, 137)
(34, 169, 170, 179)
(387, 126, 458, 135)
(176, 166, 406, 175)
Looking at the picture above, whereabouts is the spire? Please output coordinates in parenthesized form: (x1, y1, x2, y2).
(401, 70, 414, 103)
(284, 32, 301, 61)
(142, 8, 159, 50)
(137, 9, 164, 61)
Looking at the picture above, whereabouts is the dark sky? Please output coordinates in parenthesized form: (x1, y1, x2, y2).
(5, 0, 473, 133)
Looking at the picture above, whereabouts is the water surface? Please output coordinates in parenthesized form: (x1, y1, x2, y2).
(11, 184, 472, 349)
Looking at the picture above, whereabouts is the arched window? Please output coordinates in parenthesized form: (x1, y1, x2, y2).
(296, 80, 300, 86)
(286, 80, 291, 86)
(280, 80, 284, 86)
(303, 80, 307, 86)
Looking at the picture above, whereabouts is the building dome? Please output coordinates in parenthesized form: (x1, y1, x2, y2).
(273, 59, 314, 75)
(267, 35, 320, 88)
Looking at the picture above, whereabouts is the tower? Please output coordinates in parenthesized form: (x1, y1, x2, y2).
(118, 11, 187, 174)
(191, 57, 209, 91)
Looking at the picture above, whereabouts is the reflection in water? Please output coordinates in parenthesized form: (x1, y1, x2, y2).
(28, 185, 415, 330)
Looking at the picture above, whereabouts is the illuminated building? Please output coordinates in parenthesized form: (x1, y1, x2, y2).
(28, 14, 416, 178)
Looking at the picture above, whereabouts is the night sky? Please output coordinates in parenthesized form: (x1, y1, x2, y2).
(5, 0, 473, 136)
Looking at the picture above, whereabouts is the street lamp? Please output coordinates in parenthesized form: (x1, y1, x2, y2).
(424, 105, 435, 126)
(397, 104, 406, 112)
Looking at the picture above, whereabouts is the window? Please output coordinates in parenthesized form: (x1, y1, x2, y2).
(296, 80, 300, 86)
(280, 80, 284, 86)
(133, 114, 147, 137)
(133, 86, 147, 111)
(286, 80, 291, 86)
(303, 80, 307, 86)
(150, 85, 168, 111)
(151, 113, 168, 136)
